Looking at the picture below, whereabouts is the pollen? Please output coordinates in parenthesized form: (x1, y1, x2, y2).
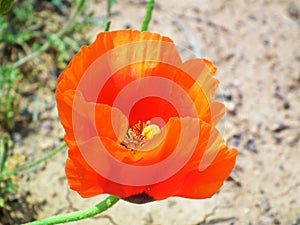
(121, 120, 161, 150)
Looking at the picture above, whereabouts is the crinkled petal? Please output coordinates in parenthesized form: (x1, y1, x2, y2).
(146, 121, 237, 200)
(56, 89, 128, 147)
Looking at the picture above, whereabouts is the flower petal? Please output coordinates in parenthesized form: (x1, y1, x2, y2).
(57, 30, 175, 94)
(180, 59, 225, 125)
(65, 138, 145, 198)
(177, 148, 237, 199)
(56, 89, 128, 146)
(146, 121, 237, 200)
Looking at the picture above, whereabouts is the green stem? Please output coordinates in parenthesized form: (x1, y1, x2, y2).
(0, 143, 66, 179)
(140, 0, 155, 32)
(0, 135, 9, 173)
(23, 195, 120, 225)
(106, 0, 112, 18)
(12, 0, 86, 68)
(105, 21, 111, 32)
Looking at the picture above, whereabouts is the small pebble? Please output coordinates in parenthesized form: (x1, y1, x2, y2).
(40, 138, 55, 150)
(288, 2, 300, 20)
(40, 120, 54, 135)
(12, 132, 23, 143)
(269, 123, 289, 133)
(226, 102, 237, 115)
(223, 90, 233, 101)
(247, 139, 257, 153)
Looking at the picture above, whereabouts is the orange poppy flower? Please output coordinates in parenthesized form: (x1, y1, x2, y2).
(56, 30, 238, 204)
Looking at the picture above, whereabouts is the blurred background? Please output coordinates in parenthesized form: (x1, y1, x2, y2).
(0, 0, 299, 224)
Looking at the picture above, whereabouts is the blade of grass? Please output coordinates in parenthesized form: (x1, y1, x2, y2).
(0, 136, 9, 173)
(0, 142, 66, 179)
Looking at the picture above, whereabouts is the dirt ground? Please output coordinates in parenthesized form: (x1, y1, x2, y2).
(7, 0, 300, 224)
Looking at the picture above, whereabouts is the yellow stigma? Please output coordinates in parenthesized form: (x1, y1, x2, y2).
(121, 120, 161, 150)
(141, 124, 161, 140)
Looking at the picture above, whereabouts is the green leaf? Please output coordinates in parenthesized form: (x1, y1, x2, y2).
(3, 180, 17, 193)
(0, 0, 14, 15)
(0, 196, 4, 207)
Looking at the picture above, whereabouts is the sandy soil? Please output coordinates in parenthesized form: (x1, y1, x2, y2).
(5, 0, 300, 224)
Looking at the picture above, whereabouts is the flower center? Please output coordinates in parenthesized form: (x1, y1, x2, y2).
(121, 120, 160, 150)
